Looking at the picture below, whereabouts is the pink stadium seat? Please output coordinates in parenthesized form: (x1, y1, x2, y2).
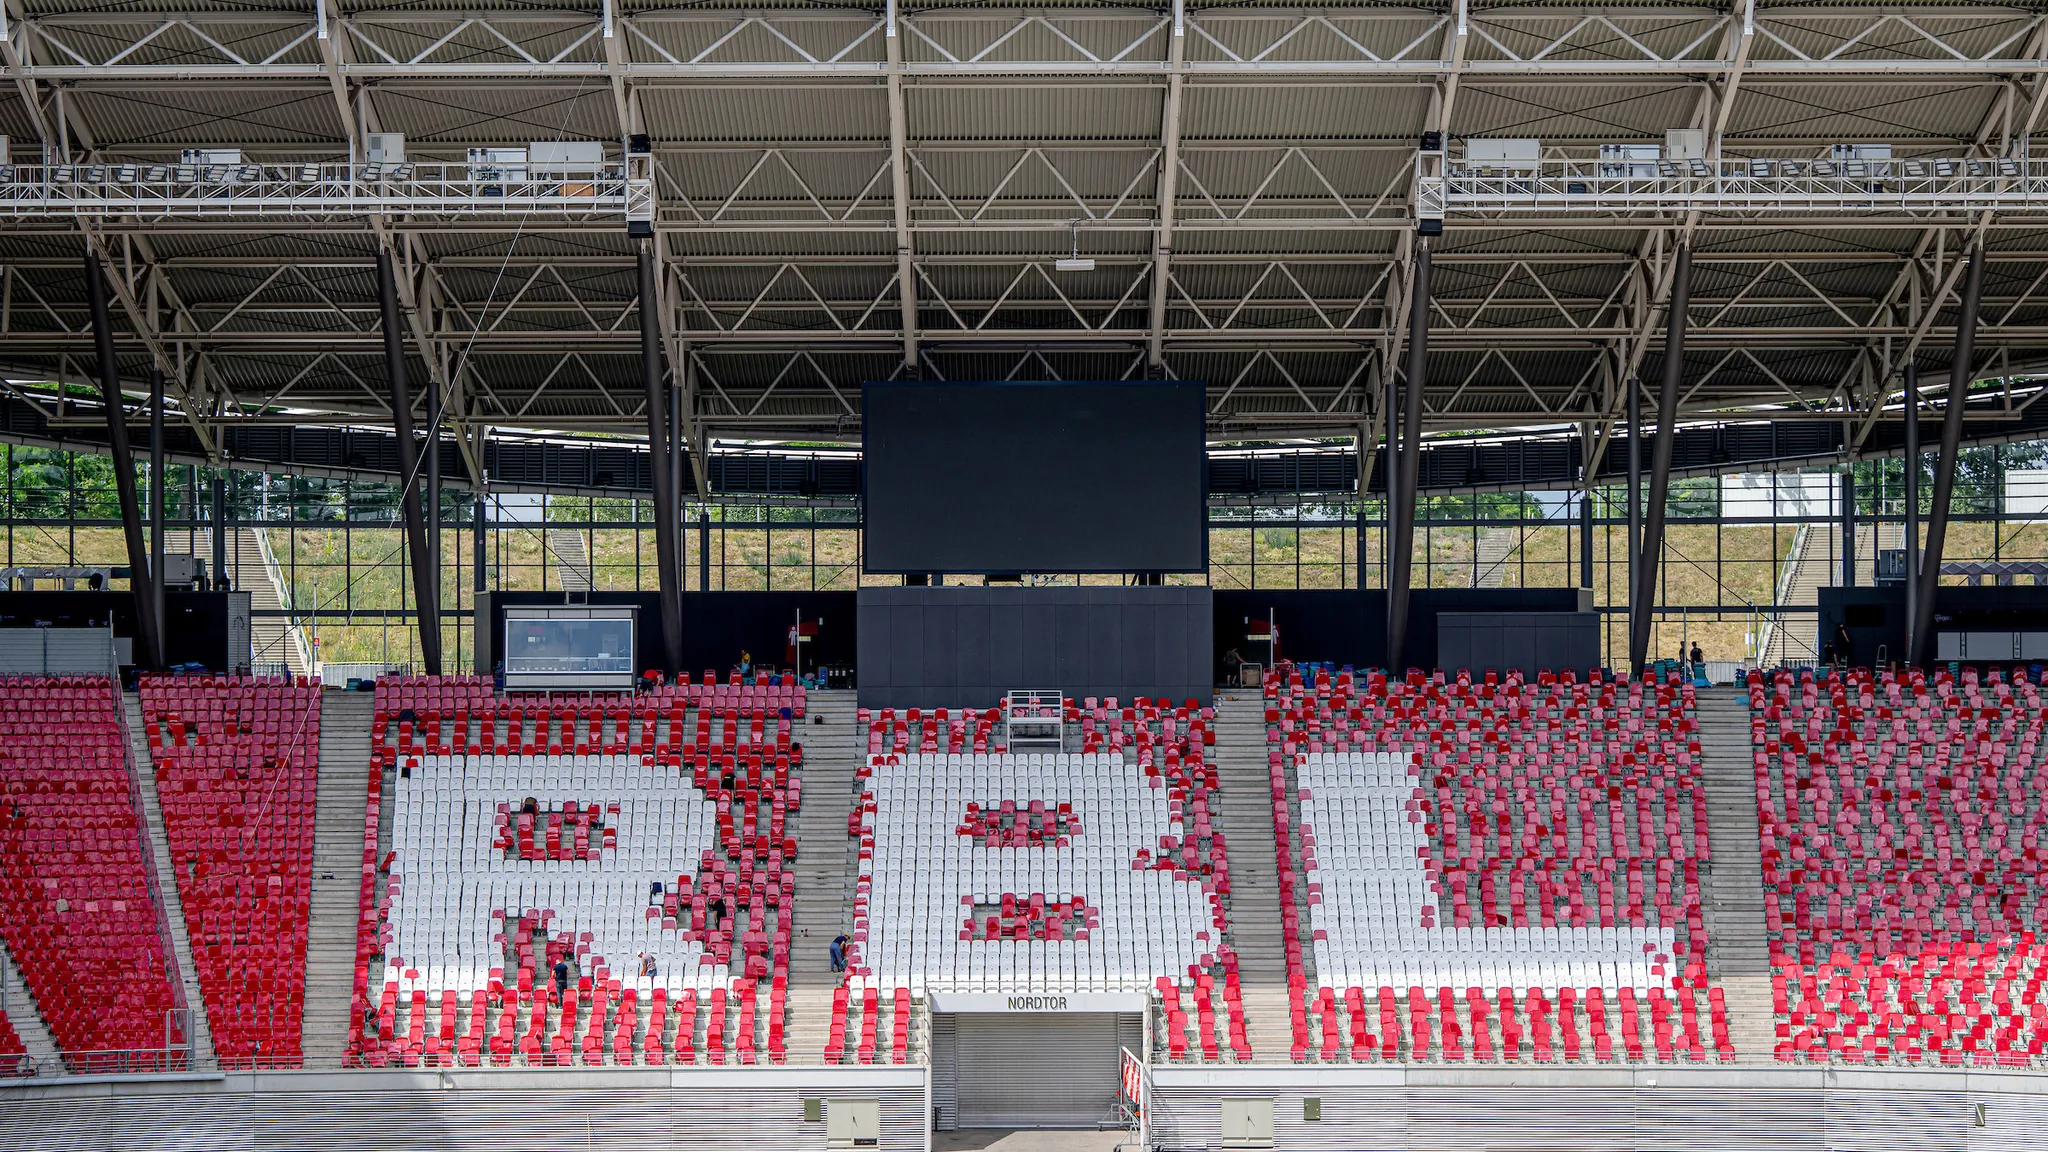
(141, 673, 320, 1069)
(347, 675, 803, 1068)
(1752, 666, 2048, 1067)
(0, 676, 185, 1072)
(1266, 664, 1727, 1065)
(858, 697, 1246, 1061)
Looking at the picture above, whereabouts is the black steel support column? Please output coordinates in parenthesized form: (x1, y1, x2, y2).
(1631, 246, 1691, 672)
(84, 253, 162, 671)
(1841, 471, 1856, 588)
(1626, 379, 1641, 666)
(473, 495, 487, 596)
(426, 381, 441, 626)
(1909, 245, 1985, 668)
(1355, 506, 1368, 590)
(149, 368, 166, 664)
(699, 512, 711, 592)
(670, 376, 684, 528)
(639, 243, 685, 676)
(1580, 493, 1594, 590)
(211, 474, 227, 588)
(1386, 239, 1430, 674)
(377, 250, 443, 675)
(1904, 366, 1920, 654)
(1385, 341, 1399, 588)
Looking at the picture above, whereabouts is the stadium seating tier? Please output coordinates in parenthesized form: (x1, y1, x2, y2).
(0, 676, 185, 1071)
(1752, 666, 2048, 1067)
(1268, 666, 1730, 1064)
(348, 672, 806, 1067)
(141, 674, 322, 1068)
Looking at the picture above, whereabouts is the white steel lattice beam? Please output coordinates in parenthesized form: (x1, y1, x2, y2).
(12, 8, 2048, 78)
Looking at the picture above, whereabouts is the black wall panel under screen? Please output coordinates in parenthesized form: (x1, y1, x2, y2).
(479, 591, 858, 677)
(0, 590, 233, 671)
(1818, 583, 2048, 669)
(860, 381, 1207, 573)
(1436, 612, 1601, 678)
(856, 586, 1212, 709)
(1209, 587, 1586, 678)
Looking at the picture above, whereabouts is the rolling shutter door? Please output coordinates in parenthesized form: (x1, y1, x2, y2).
(931, 1014, 958, 1131)
(953, 1013, 1121, 1128)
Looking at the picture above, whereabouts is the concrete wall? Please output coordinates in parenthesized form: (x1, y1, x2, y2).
(1147, 1064, 2048, 1152)
(0, 1065, 929, 1152)
(12, 1061, 2048, 1151)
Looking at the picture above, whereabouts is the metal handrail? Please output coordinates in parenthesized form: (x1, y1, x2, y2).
(249, 526, 314, 674)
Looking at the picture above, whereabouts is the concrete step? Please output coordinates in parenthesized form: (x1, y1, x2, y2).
(785, 691, 862, 1063)
(1694, 693, 1778, 1062)
(0, 938, 60, 1069)
(122, 691, 215, 1064)
(303, 690, 375, 1063)
(1212, 690, 1295, 1061)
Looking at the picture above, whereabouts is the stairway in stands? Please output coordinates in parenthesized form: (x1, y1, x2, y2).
(1474, 527, 1518, 588)
(1212, 690, 1294, 1063)
(548, 529, 595, 593)
(1760, 525, 1831, 666)
(302, 691, 374, 1063)
(0, 940, 60, 1069)
(121, 690, 216, 1064)
(785, 689, 861, 1062)
(1694, 692, 1778, 1062)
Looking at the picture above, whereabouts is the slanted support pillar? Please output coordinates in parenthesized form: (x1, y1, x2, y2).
(378, 249, 443, 675)
(426, 379, 442, 625)
(149, 368, 167, 664)
(1631, 246, 1691, 673)
(1386, 237, 1430, 674)
(639, 243, 685, 676)
(1626, 380, 1641, 666)
(1909, 243, 1986, 668)
(1904, 366, 1920, 655)
(84, 253, 162, 671)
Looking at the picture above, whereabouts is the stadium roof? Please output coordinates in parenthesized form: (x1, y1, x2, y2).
(2, 0, 2046, 489)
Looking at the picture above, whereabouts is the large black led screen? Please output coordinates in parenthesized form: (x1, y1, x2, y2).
(862, 381, 1207, 573)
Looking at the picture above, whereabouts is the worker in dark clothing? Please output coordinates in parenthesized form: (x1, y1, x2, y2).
(1220, 647, 1246, 686)
(552, 958, 570, 995)
(829, 933, 849, 973)
(709, 895, 728, 933)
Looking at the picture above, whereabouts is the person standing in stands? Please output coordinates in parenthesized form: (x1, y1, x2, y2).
(709, 894, 728, 933)
(638, 952, 657, 980)
(829, 934, 849, 974)
(553, 957, 571, 996)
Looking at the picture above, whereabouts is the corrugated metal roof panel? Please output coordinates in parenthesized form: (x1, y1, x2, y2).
(639, 84, 888, 144)
(905, 81, 1162, 142)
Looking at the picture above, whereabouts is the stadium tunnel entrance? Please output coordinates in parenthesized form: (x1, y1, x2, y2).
(929, 994, 1144, 1130)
